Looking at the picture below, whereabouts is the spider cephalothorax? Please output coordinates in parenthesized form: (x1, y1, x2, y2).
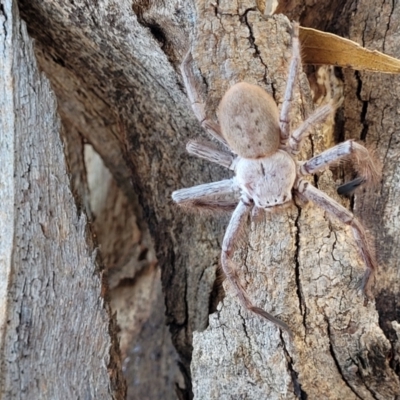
(172, 23, 380, 336)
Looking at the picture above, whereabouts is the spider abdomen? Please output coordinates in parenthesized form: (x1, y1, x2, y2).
(218, 82, 281, 159)
(235, 151, 296, 209)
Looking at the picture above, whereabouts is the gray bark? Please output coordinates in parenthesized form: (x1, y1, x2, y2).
(1, 0, 399, 398)
(189, 4, 399, 398)
(0, 1, 125, 398)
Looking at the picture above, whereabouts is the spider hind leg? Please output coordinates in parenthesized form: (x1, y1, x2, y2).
(300, 140, 380, 185)
(296, 179, 377, 297)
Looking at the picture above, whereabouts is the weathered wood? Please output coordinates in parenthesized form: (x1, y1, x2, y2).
(84, 147, 183, 399)
(17, 0, 220, 397)
(283, 0, 400, 395)
(342, 2, 400, 393)
(7, 0, 400, 398)
(0, 1, 125, 398)
(188, 3, 399, 398)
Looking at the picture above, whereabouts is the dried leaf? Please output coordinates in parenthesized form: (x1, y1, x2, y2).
(299, 26, 400, 73)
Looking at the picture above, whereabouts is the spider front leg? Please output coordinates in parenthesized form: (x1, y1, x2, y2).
(299, 139, 380, 185)
(296, 179, 377, 296)
(221, 200, 292, 336)
(172, 179, 239, 212)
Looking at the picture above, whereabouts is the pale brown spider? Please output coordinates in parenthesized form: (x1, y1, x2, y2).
(172, 23, 379, 336)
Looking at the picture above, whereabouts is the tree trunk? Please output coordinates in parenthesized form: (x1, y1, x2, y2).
(0, 1, 126, 398)
(1, 0, 399, 398)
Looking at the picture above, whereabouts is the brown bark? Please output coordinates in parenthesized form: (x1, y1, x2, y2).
(1, 0, 399, 398)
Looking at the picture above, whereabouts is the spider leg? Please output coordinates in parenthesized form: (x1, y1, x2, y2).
(299, 139, 380, 184)
(289, 100, 340, 154)
(172, 179, 239, 212)
(279, 22, 300, 142)
(221, 200, 293, 336)
(186, 140, 236, 170)
(181, 51, 230, 148)
(296, 179, 377, 297)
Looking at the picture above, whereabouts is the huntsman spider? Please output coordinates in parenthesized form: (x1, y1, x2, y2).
(172, 23, 379, 335)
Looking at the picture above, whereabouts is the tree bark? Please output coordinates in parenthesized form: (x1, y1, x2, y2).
(189, 3, 399, 398)
(0, 1, 126, 398)
(1, 0, 399, 398)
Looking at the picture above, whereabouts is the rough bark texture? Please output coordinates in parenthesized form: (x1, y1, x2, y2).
(1, 0, 399, 398)
(281, 1, 400, 398)
(189, 3, 399, 399)
(84, 146, 184, 399)
(0, 1, 126, 398)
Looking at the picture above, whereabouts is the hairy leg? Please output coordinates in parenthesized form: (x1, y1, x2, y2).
(172, 179, 238, 212)
(299, 139, 380, 184)
(221, 200, 292, 336)
(181, 52, 229, 147)
(289, 100, 339, 154)
(186, 140, 236, 170)
(296, 179, 377, 296)
(279, 22, 300, 142)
